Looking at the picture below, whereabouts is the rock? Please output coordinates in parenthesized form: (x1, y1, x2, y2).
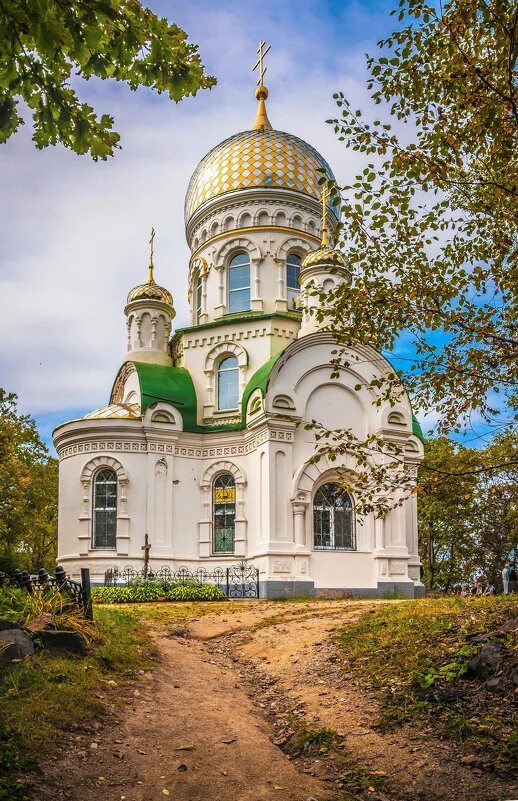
(0, 628, 34, 663)
(0, 619, 18, 632)
(460, 754, 478, 766)
(510, 667, 518, 686)
(467, 642, 502, 680)
(486, 677, 502, 692)
(38, 629, 86, 654)
(416, 686, 466, 704)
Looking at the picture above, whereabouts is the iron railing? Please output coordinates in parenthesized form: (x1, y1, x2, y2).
(0, 566, 93, 619)
(104, 563, 260, 599)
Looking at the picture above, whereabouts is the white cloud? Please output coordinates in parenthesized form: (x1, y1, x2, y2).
(0, 0, 391, 420)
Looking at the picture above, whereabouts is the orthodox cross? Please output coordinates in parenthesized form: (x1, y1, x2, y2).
(321, 186, 329, 247)
(147, 227, 155, 283)
(253, 40, 271, 86)
(142, 532, 151, 579)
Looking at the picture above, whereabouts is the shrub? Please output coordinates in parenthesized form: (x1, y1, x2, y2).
(92, 582, 225, 604)
(166, 583, 225, 602)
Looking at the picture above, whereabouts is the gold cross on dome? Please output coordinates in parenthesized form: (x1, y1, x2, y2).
(147, 227, 156, 283)
(321, 186, 329, 247)
(253, 40, 271, 86)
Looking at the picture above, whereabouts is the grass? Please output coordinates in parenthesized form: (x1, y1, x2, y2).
(337, 595, 518, 767)
(0, 606, 153, 800)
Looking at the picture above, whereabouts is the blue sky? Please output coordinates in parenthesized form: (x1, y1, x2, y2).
(0, 0, 507, 453)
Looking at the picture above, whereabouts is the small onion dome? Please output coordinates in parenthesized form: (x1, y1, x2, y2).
(301, 245, 346, 270)
(127, 280, 173, 306)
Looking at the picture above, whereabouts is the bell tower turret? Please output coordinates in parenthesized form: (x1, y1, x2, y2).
(298, 188, 349, 337)
(124, 229, 175, 366)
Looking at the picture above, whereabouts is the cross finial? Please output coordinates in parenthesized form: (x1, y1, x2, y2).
(147, 227, 155, 283)
(251, 40, 272, 130)
(321, 186, 329, 247)
(253, 40, 271, 87)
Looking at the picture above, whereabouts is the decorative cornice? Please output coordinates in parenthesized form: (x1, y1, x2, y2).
(57, 426, 295, 461)
(189, 225, 320, 265)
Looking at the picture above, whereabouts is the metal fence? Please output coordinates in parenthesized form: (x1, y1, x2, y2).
(104, 563, 260, 599)
(0, 566, 93, 619)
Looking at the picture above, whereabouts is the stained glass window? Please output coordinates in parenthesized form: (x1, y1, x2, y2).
(218, 356, 239, 410)
(313, 483, 355, 550)
(286, 252, 301, 309)
(93, 469, 117, 549)
(213, 474, 236, 554)
(228, 252, 250, 313)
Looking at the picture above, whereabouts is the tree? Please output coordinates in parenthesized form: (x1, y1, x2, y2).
(0, 389, 58, 571)
(417, 437, 479, 590)
(0, 0, 215, 159)
(309, 0, 517, 510)
(418, 432, 518, 591)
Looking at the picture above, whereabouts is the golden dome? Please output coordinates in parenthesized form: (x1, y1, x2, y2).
(301, 245, 346, 270)
(184, 127, 337, 225)
(127, 229, 173, 307)
(127, 281, 173, 306)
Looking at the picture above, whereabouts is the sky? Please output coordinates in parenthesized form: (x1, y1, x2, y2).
(0, 0, 505, 453)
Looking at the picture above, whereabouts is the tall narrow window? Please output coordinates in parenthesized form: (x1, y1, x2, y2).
(313, 483, 355, 550)
(218, 356, 239, 410)
(213, 474, 236, 553)
(286, 253, 301, 309)
(93, 469, 117, 548)
(195, 273, 203, 323)
(228, 252, 250, 313)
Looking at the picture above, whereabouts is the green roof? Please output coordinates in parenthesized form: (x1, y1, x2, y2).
(241, 350, 286, 418)
(412, 414, 425, 442)
(132, 362, 198, 430)
(114, 357, 425, 441)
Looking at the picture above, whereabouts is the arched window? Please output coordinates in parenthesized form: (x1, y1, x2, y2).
(228, 252, 250, 313)
(313, 483, 355, 550)
(218, 356, 239, 410)
(93, 469, 117, 549)
(286, 253, 302, 309)
(195, 273, 203, 323)
(212, 474, 236, 553)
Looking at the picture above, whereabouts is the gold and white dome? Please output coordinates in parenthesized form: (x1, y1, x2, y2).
(184, 84, 337, 226)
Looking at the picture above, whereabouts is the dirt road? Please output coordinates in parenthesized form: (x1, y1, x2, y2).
(32, 600, 518, 801)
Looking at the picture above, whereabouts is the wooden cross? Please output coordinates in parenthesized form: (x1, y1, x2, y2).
(253, 40, 271, 87)
(142, 532, 151, 579)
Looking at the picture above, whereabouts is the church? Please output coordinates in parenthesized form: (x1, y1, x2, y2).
(53, 50, 425, 598)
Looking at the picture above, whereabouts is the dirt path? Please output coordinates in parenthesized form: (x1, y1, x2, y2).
(32, 601, 518, 801)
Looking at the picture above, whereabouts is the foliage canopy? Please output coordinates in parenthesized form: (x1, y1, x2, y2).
(311, 0, 517, 509)
(0, 0, 215, 158)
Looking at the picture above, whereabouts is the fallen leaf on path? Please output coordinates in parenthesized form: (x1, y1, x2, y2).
(162, 791, 170, 796)
(175, 744, 195, 751)
(221, 737, 237, 744)
(178, 764, 188, 772)
(274, 786, 286, 790)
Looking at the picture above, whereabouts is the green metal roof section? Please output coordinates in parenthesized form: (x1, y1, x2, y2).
(412, 414, 425, 442)
(132, 362, 199, 429)
(241, 349, 287, 418)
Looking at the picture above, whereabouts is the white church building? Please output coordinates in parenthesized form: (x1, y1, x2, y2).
(53, 66, 425, 598)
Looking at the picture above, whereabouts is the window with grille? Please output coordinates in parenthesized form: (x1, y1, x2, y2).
(93, 469, 117, 549)
(212, 473, 236, 554)
(313, 483, 356, 550)
(228, 252, 250, 313)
